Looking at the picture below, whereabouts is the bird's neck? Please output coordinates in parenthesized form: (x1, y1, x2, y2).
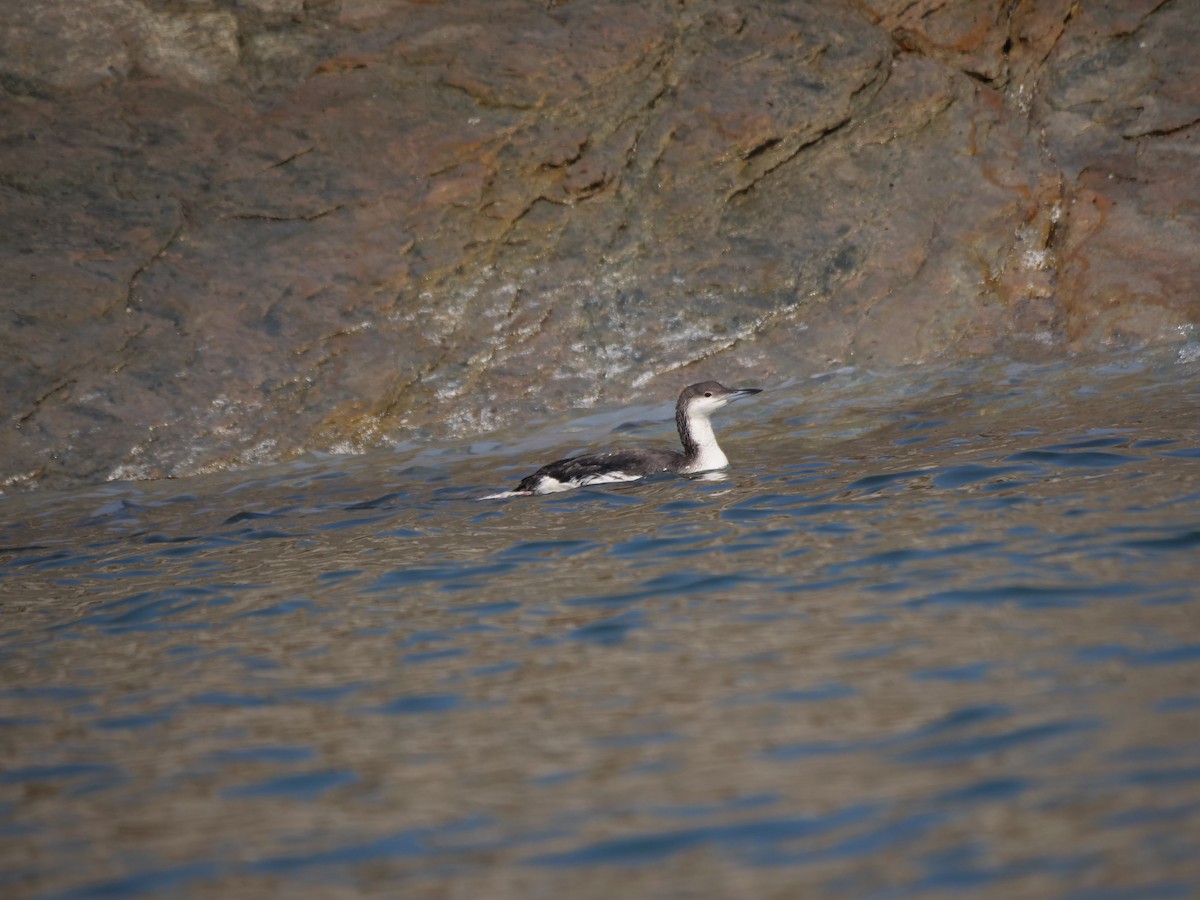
(677, 409, 728, 473)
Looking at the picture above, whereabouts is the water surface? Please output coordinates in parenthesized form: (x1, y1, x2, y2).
(2, 352, 1199, 898)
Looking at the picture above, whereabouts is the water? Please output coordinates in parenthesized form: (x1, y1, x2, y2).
(2, 352, 1199, 899)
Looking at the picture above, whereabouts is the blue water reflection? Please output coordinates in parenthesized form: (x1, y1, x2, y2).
(1, 354, 1198, 897)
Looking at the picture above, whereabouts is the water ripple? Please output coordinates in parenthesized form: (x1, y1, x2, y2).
(3, 353, 1199, 897)
(527, 804, 879, 867)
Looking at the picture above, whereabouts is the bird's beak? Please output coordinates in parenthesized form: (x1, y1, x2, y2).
(728, 388, 762, 402)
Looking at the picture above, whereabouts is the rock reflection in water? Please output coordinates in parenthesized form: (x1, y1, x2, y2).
(1, 354, 1198, 898)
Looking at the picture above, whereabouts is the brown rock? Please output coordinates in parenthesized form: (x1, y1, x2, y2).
(0, 0, 138, 90)
(1039, 0, 1200, 348)
(1, 0, 1198, 490)
(137, 11, 241, 84)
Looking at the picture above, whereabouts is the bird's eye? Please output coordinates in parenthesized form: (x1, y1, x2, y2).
(704, 392, 712, 397)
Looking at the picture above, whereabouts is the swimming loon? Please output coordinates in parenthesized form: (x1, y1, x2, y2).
(486, 381, 761, 497)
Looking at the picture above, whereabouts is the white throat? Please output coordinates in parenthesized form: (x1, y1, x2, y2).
(681, 413, 728, 473)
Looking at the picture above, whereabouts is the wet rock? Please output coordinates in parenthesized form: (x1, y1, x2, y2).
(1, 0, 1198, 490)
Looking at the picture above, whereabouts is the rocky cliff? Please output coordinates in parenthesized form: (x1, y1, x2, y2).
(2, 0, 1197, 489)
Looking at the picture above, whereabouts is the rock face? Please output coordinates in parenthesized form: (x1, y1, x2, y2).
(2, 0, 1197, 489)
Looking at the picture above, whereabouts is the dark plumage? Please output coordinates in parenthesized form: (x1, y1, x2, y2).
(515, 447, 683, 493)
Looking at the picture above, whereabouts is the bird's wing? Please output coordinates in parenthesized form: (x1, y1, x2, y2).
(516, 449, 682, 492)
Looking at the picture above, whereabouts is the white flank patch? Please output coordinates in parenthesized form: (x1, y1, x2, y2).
(478, 470, 642, 500)
(536, 471, 643, 493)
(574, 471, 643, 488)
